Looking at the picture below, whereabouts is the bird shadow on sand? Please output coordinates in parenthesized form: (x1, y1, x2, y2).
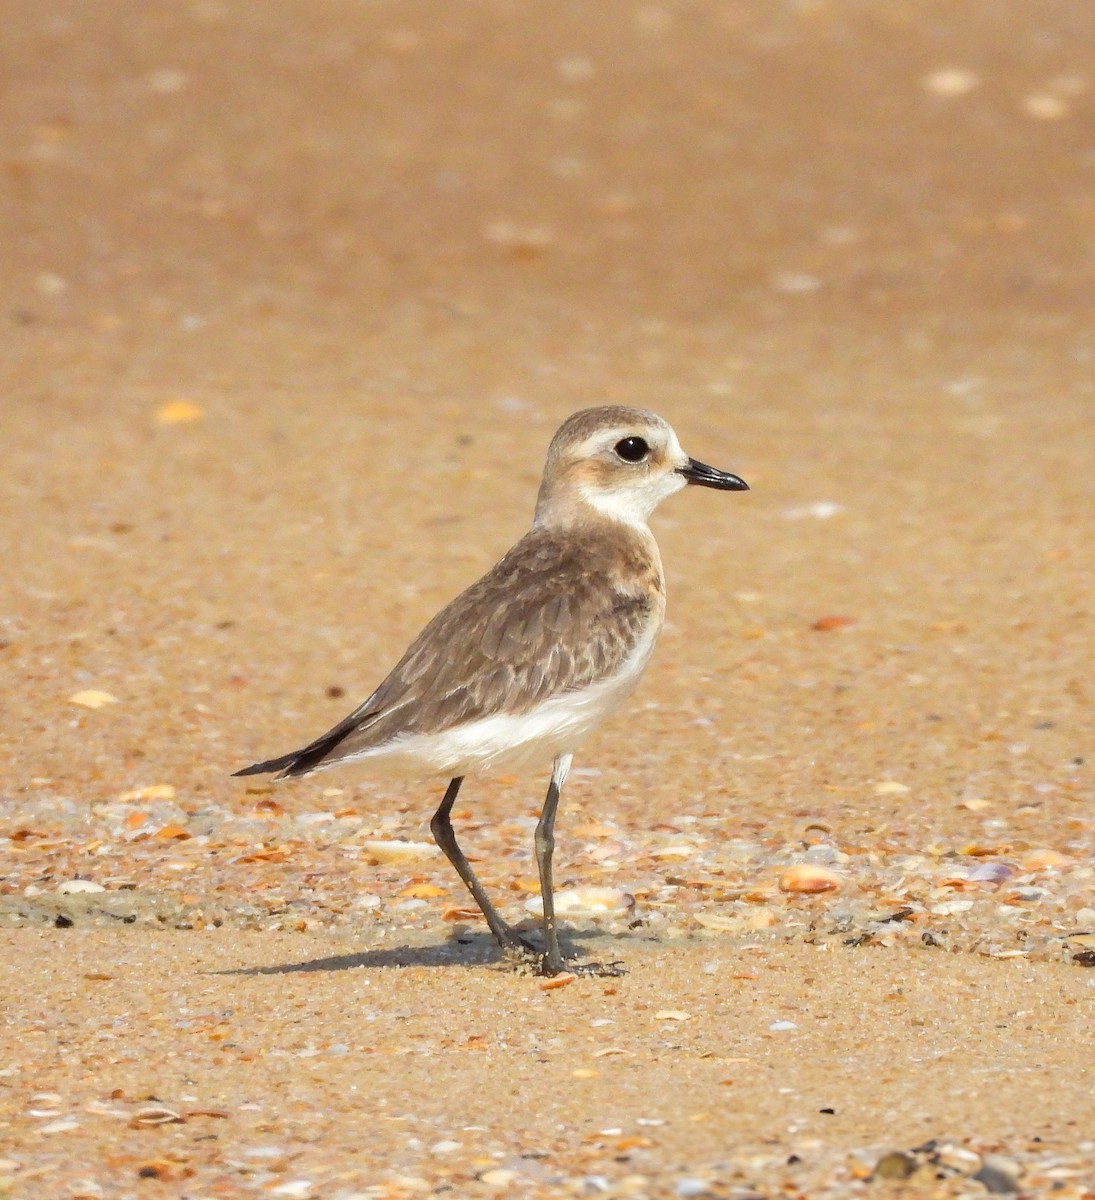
(212, 928, 617, 977)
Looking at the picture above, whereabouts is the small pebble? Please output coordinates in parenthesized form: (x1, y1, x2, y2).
(480, 1168, 518, 1186)
(974, 1159, 1022, 1194)
(873, 1150, 917, 1179)
(56, 880, 106, 895)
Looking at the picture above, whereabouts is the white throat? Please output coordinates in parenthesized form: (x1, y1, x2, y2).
(577, 470, 688, 529)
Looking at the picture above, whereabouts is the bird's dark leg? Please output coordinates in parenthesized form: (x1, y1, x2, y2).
(534, 755, 627, 979)
(430, 776, 536, 965)
(534, 754, 571, 976)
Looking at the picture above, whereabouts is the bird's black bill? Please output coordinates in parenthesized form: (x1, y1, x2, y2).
(678, 458, 749, 491)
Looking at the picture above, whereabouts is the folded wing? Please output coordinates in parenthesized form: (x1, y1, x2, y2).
(233, 527, 657, 779)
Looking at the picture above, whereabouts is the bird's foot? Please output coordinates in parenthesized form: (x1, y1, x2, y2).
(534, 954, 628, 979)
(567, 958, 628, 978)
(496, 927, 628, 978)
(499, 934, 544, 970)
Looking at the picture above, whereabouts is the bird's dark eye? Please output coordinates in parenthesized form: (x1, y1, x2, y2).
(614, 436, 650, 463)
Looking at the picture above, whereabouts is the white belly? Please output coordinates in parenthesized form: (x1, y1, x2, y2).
(341, 621, 660, 778)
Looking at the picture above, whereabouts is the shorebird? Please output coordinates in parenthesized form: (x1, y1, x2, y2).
(234, 406, 748, 975)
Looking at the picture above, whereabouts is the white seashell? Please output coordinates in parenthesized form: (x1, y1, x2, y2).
(56, 880, 106, 895)
(524, 886, 634, 917)
(128, 1106, 184, 1127)
(40, 1118, 80, 1134)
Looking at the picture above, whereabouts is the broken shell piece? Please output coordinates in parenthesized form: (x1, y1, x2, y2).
(69, 690, 119, 709)
(539, 973, 576, 991)
(779, 864, 843, 894)
(695, 908, 776, 933)
(693, 912, 741, 932)
(118, 784, 177, 802)
(874, 781, 911, 795)
(129, 1106, 185, 1128)
(56, 880, 106, 895)
(360, 840, 440, 864)
(1021, 849, 1073, 872)
(649, 843, 699, 859)
(524, 886, 635, 917)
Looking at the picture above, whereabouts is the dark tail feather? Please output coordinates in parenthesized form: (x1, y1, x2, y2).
(232, 710, 372, 780)
(231, 752, 304, 779)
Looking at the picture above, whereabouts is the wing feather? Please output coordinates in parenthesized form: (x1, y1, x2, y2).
(234, 525, 662, 778)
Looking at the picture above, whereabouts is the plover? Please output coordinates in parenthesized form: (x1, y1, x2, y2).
(234, 406, 748, 975)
